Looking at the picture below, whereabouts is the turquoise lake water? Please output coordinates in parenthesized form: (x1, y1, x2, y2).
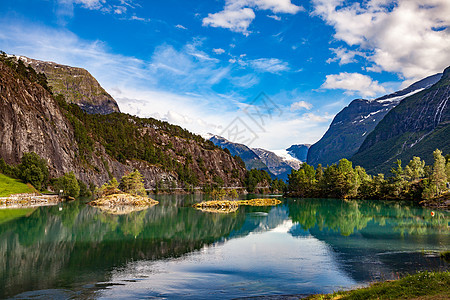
(0, 196, 448, 299)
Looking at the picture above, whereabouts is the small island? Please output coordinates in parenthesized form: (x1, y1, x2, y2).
(88, 170, 158, 214)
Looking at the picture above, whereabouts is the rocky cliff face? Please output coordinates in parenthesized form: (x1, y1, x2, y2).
(18, 56, 120, 115)
(307, 73, 442, 167)
(352, 66, 450, 174)
(0, 58, 246, 189)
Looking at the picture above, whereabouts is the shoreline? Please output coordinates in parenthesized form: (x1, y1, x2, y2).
(0, 193, 62, 209)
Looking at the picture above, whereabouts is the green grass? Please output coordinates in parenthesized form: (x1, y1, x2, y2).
(0, 208, 35, 225)
(0, 173, 35, 197)
(306, 271, 450, 300)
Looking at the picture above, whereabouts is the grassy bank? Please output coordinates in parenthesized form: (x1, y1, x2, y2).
(306, 271, 450, 300)
(0, 173, 35, 197)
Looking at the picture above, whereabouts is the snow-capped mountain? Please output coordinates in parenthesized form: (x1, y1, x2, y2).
(307, 72, 443, 167)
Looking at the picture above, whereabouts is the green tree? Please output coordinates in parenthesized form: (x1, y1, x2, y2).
(227, 189, 239, 200)
(120, 170, 146, 196)
(17, 152, 49, 190)
(335, 159, 358, 198)
(55, 172, 80, 198)
(287, 163, 316, 197)
(390, 160, 408, 197)
(430, 149, 447, 196)
(404, 156, 425, 182)
(98, 177, 120, 197)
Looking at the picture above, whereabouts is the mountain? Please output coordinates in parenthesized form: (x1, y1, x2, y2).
(0, 54, 246, 188)
(208, 134, 269, 170)
(16, 55, 120, 115)
(208, 134, 301, 180)
(306, 73, 442, 167)
(286, 144, 311, 162)
(352, 66, 450, 174)
(252, 148, 301, 180)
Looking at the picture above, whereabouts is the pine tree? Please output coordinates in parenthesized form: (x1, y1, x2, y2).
(404, 156, 425, 182)
(430, 149, 447, 196)
(120, 170, 146, 196)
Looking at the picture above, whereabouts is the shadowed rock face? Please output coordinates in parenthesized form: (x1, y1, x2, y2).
(19, 56, 120, 115)
(0, 59, 247, 188)
(307, 73, 442, 167)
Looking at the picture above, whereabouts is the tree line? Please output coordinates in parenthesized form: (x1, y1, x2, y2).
(287, 149, 450, 201)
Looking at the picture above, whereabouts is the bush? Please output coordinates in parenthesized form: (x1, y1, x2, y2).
(17, 152, 49, 190)
(54, 172, 80, 198)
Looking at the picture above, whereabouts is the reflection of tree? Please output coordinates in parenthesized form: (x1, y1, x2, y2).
(0, 202, 248, 299)
(287, 198, 449, 236)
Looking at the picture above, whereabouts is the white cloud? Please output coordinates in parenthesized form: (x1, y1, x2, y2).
(321, 72, 386, 97)
(290, 101, 313, 111)
(302, 112, 332, 123)
(203, 7, 256, 35)
(0, 19, 330, 149)
(213, 48, 226, 55)
(203, 0, 303, 35)
(326, 47, 364, 65)
(175, 24, 187, 30)
(130, 15, 149, 22)
(312, 0, 450, 81)
(74, 0, 105, 10)
(244, 58, 290, 73)
(267, 15, 281, 21)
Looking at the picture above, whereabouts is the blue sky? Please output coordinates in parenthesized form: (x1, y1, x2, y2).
(1, 0, 449, 149)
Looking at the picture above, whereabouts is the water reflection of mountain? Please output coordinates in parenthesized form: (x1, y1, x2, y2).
(1, 197, 448, 298)
(0, 201, 248, 299)
(287, 198, 450, 282)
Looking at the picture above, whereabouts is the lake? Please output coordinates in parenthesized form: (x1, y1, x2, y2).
(0, 196, 448, 299)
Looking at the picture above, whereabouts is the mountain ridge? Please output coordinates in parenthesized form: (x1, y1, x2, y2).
(307, 72, 443, 167)
(0, 54, 247, 189)
(351, 66, 450, 174)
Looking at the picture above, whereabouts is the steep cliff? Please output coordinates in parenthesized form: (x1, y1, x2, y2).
(0, 56, 246, 189)
(307, 73, 442, 167)
(18, 56, 120, 115)
(352, 66, 450, 174)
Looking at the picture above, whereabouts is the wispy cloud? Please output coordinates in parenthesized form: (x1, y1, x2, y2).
(213, 48, 226, 55)
(237, 57, 290, 73)
(321, 72, 386, 98)
(56, 0, 143, 24)
(290, 101, 313, 111)
(175, 24, 187, 30)
(0, 18, 330, 148)
(326, 47, 364, 65)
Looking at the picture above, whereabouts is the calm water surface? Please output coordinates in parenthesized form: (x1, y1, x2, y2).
(0, 196, 448, 299)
